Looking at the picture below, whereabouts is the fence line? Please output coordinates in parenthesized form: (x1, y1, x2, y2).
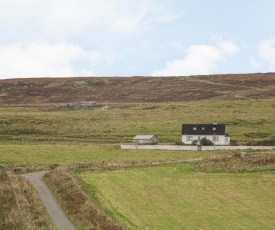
(121, 145, 275, 151)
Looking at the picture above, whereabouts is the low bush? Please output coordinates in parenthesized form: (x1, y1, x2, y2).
(192, 138, 213, 146)
(192, 140, 198, 145)
(200, 137, 214, 146)
(175, 141, 185, 145)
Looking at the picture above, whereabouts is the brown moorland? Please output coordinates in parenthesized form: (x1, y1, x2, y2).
(0, 73, 274, 105)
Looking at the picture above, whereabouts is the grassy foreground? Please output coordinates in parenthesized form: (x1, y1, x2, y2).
(0, 171, 56, 229)
(79, 163, 275, 230)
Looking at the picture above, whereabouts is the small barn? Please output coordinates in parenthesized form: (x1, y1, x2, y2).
(133, 135, 159, 145)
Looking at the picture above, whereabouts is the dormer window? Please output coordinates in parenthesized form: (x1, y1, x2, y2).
(193, 127, 197, 130)
(213, 127, 216, 131)
(202, 127, 205, 130)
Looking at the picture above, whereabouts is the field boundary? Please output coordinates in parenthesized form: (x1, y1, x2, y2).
(121, 145, 275, 151)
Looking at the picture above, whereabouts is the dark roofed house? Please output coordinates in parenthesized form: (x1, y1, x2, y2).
(133, 135, 159, 145)
(182, 123, 230, 145)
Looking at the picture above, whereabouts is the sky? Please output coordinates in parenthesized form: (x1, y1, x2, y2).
(1, 0, 275, 79)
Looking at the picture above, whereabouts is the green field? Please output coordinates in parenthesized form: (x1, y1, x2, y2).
(1, 99, 275, 169)
(0, 100, 275, 169)
(1, 99, 275, 229)
(0, 100, 275, 145)
(79, 164, 275, 230)
(0, 144, 208, 168)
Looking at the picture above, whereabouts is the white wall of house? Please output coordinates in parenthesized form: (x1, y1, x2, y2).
(182, 135, 230, 145)
(121, 145, 275, 151)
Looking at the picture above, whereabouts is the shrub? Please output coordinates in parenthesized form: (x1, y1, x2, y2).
(191, 140, 198, 145)
(200, 138, 213, 146)
(175, 141, 185, 145)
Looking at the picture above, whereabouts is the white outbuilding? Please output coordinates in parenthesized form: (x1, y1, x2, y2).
(133, 135, 160, 145)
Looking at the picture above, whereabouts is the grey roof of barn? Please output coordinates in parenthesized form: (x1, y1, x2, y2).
(182, 124, 227, 135)
(133, 135, 158, 140)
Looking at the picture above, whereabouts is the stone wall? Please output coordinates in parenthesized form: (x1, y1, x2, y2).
(121, 145, 275, 151)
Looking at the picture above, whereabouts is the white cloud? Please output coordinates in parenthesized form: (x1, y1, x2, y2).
(0, 0, 155, 39)
(0, 0, 186, 79)
(0, 42, 112, 78)
(0, 0, 183, 41)
(151, 41, 239, 76)
(252, 39, 275, 71)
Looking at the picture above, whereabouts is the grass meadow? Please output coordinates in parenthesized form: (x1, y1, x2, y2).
(0, 144, 208, 169)
(1, 99, 275, 229)
(78, 164, 275, 230)
(0, 99, 274, 169)
(0, 100, 274, 145)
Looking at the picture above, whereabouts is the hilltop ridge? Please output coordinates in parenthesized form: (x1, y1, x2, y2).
(0, 73, 274, 105)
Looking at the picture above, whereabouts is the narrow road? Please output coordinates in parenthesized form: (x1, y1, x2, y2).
(23, 171, 77, 230)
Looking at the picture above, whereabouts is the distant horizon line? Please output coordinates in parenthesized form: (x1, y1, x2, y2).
(1, 72, 274, 81)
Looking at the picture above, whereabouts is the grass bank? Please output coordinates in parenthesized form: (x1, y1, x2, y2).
(0, 171, 56, 229)
(44, 169, 124, 230)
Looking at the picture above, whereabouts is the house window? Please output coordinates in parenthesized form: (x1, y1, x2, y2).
(187, 136, 193, 141)
(213, 136, 219, 141)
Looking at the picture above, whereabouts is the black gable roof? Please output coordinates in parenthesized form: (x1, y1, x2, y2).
(182, 124, 226, 135)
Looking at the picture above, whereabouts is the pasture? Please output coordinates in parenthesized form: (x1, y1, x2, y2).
(0, 100, 274, 146)
(0, 144, 208, 169)
(1, 99, 275, 229)
(1, 99, 275, 169)
(79, 163, 275, 230)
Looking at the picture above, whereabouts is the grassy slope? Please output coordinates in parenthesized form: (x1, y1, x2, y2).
(0, 99, 274, 168)
(44, 169, 124, 230)
(0, 100, 275, 145)
(79, 164, 275, 230)
(0, 172, 56, 229)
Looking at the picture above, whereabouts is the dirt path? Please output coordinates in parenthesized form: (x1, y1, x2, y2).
(23, 171, 77, 230)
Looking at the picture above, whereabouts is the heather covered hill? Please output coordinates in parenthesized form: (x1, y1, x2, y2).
(0, 73, 274, 105)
